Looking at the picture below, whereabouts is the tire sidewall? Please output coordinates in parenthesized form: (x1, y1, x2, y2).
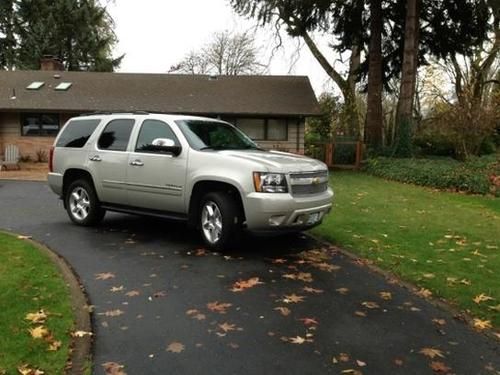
(199, 192, 240, 251)
(65, 179, 103, 226)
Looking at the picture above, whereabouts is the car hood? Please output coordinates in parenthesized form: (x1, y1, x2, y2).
(218, 150, 328, 173)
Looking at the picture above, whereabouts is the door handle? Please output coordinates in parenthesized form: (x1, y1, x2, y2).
(130, 160, 144, 167)
(89, 155, 101, 162)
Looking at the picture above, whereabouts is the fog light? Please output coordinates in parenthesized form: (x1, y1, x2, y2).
(269, 215, 286, 226)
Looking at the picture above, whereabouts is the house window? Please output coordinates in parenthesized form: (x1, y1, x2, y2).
(21, 113, 60, 137)
(236, 118, 265, 140)
(267, 119, 288, 141)
(235, 118, 288, 141)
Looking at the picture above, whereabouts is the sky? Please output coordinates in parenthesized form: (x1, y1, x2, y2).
(106, 0, 340, 96)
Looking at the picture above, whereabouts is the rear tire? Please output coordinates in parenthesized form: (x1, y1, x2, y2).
(199, 191, 241, 251)
(65, 179, 105, 226)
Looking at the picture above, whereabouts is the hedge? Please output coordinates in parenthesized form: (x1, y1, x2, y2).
(364, 156, 500, 195)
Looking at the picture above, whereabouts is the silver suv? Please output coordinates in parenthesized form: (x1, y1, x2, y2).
(48, 113, 333, 250)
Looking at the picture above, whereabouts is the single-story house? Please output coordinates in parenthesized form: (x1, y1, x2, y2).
(0, 61, 319, 159)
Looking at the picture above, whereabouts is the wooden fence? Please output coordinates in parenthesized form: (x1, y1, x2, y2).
(306, 141, 364, 169)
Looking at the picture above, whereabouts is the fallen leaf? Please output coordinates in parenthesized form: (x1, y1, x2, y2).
(47, 340, 61, 351)
(102, 362, 127, 375)
(394, 358, 404, 366)
(289, 336, 306, 344)
(488, 304, 500, 312)
(311, 262, 340, 272)
(416, 288, 433, 298)
(473, 318, 492, 330)
(153, 290, 167, 298)
(230, 277, 264, 292)
(17, 235, 32, 240)
(17, 365, 44, 375)
(379, 292, 392, 300)
(283, 294, 305, 303)
(29, 326, 49, 339)
(207, 301, 232, 314)
(354, 311, 367, 317)
(432, 319, 446, 326)
(272, 258, 287, 264)
(430, 361, 451, 373)
(419, 347, 445, 359)
(25, 310, 47, 324)
(282, 274, 297, 280)
(274, 306, 291, 316)
(166, 342, 185, 353)
(95, 272, 115, 280)
(299, 317, 319, 326)
(110, 286, 124, 293)
(218, 322, 236, 333)
(296, 272, 313, 282)
(356, 360, 367, 367)
(361, 301, 380, 309)
(72, 330, 93, 337)
(336, 287, 349, 295)
(125, 290, 140, 297)
(303, 286, 324, 294)
(473, 294, 494, 304)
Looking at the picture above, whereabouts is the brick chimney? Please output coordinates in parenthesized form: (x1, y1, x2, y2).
(40, 55, 65, 71)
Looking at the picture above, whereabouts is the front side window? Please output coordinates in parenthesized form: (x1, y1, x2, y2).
(97, 119, 135, 151)
(56, 119, 101, 148)
(176, 120, 259, 151)
(21, 113, 60, 136)
(136, 120, 180, 153)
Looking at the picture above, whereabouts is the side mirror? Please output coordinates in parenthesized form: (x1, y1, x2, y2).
(148, 138, 182, 156)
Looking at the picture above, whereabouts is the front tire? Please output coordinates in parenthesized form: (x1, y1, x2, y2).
(65, 179, 105, 226)
(199, 192, 241, 251)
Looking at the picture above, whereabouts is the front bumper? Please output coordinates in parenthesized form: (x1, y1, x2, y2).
(243, 188, 334, 232)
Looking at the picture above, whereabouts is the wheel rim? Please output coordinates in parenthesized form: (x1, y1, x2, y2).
(69, 186, 91, 221)
(201, 201, 222, 244)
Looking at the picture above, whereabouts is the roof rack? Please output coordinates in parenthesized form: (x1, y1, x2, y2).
(79, 110, 150, 116)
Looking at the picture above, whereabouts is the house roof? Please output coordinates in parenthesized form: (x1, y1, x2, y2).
(0, 70, 320, 117)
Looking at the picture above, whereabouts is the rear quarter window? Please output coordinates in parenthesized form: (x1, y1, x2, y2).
(56, 119, 101, 148)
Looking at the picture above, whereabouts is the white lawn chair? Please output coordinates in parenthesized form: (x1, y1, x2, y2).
(0, 144, 21, 170)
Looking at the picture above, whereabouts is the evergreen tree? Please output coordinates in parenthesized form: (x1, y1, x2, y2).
(0, 0, 16, 70)
(1, 0, 122, 71)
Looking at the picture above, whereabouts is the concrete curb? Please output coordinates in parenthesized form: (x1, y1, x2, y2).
(0, 230, 92, 375)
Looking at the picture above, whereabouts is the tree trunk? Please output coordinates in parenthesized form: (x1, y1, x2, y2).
(365, 0, 384, 148)
(302, 30, 360, 138)
(395, 0, 420, 156)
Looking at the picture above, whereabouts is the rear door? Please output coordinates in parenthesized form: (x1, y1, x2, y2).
(126, 119, 187, 213)
(88, 118, 135, 204)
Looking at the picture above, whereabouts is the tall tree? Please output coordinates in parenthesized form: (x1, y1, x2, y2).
(230, 0, 365, 139)
(1, 0, 122, 71)
(169, 30, 265, 75)
(393, 0, 420, 156)
(365, 0, 384, 148)
(0, 0, 16, 70)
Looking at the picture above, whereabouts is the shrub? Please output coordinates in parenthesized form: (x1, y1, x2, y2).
(364, 156, 500, 195)
(35, 149, 48, 163)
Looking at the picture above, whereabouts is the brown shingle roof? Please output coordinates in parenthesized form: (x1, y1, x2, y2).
(0, 71, 319, 116)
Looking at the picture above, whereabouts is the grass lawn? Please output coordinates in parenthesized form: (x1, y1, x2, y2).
(0, 232, 74, 374)
(312, 172, 500, 328)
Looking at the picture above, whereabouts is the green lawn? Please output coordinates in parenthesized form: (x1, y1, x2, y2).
(312, 172, 500, 328)
(0, 233, 74, 374)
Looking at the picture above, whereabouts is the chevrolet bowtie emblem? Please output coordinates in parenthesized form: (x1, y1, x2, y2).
(312, 177, 321, 185)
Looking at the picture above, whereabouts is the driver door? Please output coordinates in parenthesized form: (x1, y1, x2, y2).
(126, 119, 187, 213)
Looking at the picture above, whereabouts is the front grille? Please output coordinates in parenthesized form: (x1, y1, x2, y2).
(291, 182, 328, 195)
(290, 170, 328, 196)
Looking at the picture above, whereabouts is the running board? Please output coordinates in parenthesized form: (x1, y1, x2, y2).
(101, 203, 188, 221)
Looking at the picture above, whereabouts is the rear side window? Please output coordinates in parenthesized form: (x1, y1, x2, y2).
(56, 119, 101, 148)
(97, 119, 135, 151)
(136, 120, 180, 153)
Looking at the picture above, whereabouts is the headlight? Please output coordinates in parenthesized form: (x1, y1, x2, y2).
(253, 172, 288, 193)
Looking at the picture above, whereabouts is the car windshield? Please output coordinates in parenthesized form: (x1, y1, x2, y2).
(176, 120, 261, 151)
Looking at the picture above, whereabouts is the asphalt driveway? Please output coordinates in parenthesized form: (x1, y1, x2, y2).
(0, 180, 498, 374)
